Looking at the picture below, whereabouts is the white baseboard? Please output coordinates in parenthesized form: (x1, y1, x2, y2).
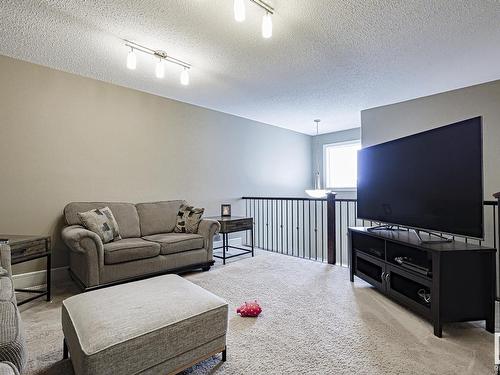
(12, 266, 69, 289)
(12, 238, 245, 288)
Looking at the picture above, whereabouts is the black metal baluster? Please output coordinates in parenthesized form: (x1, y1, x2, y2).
(286, 200, 289, 255)
(281, 200, 284, 254)
(314, 200, 318, 261)
(296, 201, 300, 257)
(271, 200, 274, 252)
(322, 200, 325, 262)
(260, 199, 266, 248)
(355, 202, 357, 227)
(307, 200, 311, 259)
(494, 205, 497, 249)
(277, 199, 280, 253)
(340, 201, 343, 266)
(291, 200, 294, 256)
(245, 199, 248, 245)
(266, 200, 269, 251)
(301, 199, 304, 258)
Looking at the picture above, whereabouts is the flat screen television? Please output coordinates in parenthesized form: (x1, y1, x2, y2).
(357, 117, 483, 239)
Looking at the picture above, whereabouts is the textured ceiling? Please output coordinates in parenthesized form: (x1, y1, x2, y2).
(1, 1, 500, 135)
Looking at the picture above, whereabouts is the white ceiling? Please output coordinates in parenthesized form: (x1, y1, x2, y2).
(1, 1, 499, 135)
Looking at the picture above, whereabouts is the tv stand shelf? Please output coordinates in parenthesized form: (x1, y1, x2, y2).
(348, 227, 496, 337)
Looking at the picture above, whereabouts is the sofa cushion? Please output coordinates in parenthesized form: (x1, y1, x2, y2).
(103, 239, 160, 265)
(61, 275, 228, 375)
(143, 233, 204, 255)
(65, 202, 141, 239)
(136, 201, 185, 236)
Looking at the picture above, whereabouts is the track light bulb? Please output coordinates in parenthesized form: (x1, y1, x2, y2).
(180, 69, 190, 86)
(234, 0, 246, 22)
(127, 49, 136, 70)
(155, 58, 165, 79)
(262, 12, 273, 38)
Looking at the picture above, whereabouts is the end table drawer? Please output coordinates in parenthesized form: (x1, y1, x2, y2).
(221, 219, 253, 233)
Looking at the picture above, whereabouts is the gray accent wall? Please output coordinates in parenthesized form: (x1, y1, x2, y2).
(0, 55, 312, 273)
(361, 80, 500, 199)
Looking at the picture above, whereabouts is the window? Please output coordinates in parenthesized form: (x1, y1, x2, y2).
(324, 140, 361, 189)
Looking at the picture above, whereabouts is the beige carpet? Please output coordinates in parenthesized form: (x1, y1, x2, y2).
(19, 251, 494, 375)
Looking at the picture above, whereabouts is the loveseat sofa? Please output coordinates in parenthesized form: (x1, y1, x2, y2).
(0, 245, 27, 375)
(62, 201, 220, 291)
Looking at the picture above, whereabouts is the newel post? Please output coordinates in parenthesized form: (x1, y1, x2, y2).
(327, 192, 337, 264)
(495, 192, 500, 250)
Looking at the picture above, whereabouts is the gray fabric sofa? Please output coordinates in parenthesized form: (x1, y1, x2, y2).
(0, 245, 27, 375)
(62, 201, 220, 291)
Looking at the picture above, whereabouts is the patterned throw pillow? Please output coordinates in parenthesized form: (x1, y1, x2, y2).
(174, 204, 204, 233)
(78, 207, 121, 244)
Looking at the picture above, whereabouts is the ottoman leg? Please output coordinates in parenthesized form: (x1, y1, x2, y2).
(63, 338, 69, 359)
(222, 346, 227, 362)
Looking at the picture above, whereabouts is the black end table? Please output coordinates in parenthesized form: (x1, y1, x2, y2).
(208, 216, 254, 265)
(1, 235, 52, 306)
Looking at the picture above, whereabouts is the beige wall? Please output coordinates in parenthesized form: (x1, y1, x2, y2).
(0, 55, 312, 274)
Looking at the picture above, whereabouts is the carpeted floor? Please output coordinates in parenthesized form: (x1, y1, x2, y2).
(19, 251, 494, 375)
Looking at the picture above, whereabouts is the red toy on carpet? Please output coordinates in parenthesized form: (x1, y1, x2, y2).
(236, 301, 262, 317)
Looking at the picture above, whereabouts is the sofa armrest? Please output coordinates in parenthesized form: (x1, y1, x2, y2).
(0, 362, 20, 375)
(62, 225, 103, 256)
(198, 219, 220, 261)
(62, 225, 104, 287)
(0, 244, 12, 276)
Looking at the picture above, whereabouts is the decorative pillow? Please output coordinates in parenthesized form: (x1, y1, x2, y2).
(174, 204, 204, 233)
(78, 207, 121, 244)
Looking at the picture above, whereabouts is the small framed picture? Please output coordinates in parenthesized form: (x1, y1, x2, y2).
(221, 204, 231, 217)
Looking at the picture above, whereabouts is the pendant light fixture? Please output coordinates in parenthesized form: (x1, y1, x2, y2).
(155, 58, 165, 79)
(234, 0, 274, 39)
(305, 120, 331, 198)
(180, 68, 190, 86)
(234, 0, 246, 22)
(262, 12, 273, 38)
(125, 41, 191, 86)
(126, 48, 137, 70)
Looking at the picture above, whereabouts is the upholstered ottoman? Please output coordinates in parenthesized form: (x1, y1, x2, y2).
(62, 275, 228, 375)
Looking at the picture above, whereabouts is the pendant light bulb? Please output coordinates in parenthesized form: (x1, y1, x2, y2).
(180, 68, 190, 86)
(127, 48, 137, 70)
(155, 58, 165, 79)
(262, 12, 273, 39)
(234, 0, 246, 22)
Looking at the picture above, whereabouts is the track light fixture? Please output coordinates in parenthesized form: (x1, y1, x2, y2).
(233, 0, 274, 39)
(124, 40, 191, 86)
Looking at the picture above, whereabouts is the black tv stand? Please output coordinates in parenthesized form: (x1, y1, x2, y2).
(348, 227, 496, 337)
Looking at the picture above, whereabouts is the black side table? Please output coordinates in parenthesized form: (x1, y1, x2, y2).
(1, 235, 52, 306)
(208, 216, 254, 265)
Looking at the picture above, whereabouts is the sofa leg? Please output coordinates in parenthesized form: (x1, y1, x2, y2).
(63, 338, 68, 359)
(222, 346, 227, 362)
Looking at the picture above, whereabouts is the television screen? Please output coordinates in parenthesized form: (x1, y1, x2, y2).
(357, 117, 483, 238)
